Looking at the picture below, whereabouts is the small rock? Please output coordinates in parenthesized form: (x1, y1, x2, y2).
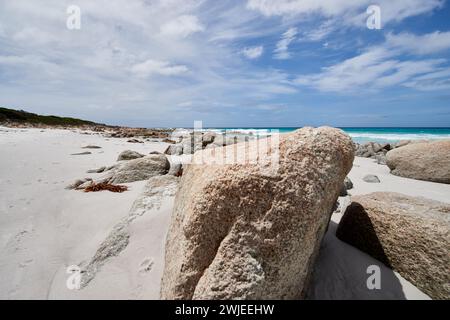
(375, 154, 387, 165)
(117, 150, 144, 161)
(82, 145, 102, 149)
(71, 151, 92, 156)
(340, 176, 353, 196)
(363, 174, 380, 183)
(87, 166, 106, 174)
(127, 138, 143, 143)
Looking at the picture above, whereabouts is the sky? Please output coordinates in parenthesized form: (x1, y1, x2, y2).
(0, 0, 450, 128)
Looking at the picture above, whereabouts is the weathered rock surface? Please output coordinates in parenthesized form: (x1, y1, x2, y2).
(386, 140, 450, 184)
(117, 150, 144, 161)
(161, 127, 354, 300)
(336, 192, 450, 300)
(109, 154, 170, 183)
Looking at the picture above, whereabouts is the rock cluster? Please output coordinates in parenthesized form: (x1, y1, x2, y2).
(66, 153, 171, 189)
(164, 132, 254, 156)
(355, 142, 392, 164)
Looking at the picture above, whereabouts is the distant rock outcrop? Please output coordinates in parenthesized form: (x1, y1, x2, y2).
(161, 127, 354, 299)
(386, 140, 450, 184)
(336, 192, 450, 300)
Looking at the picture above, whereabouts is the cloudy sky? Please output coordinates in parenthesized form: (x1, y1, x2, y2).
(1, 0, 450, 127)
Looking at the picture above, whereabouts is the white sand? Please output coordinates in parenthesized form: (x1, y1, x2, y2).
(0, 127, 170, 299)
(1, 127, 449, 299)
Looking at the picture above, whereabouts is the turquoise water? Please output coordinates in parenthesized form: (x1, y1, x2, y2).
(206, 127, 450, 144)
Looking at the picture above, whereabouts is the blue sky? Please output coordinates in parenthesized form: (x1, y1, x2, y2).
(0, 0, 450, 127)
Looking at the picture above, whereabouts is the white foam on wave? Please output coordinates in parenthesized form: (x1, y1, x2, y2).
(347, 132, 450, 141)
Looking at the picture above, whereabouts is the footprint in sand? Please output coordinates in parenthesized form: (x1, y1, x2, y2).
(138, 258, 154, 274)
(19, 259, 34, 268)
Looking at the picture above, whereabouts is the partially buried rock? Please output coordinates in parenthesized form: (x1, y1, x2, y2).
(82, 145, 102, 149)
(161, 127, 354, 300)
(71, 151, 91, 156)
(65, 178, 92, 190)
(117, 150, 144, 161)
(108, 154, 170, 184)
(386, 140, 450, 184)
(336, 192, 450, 300)
(87, 166, 106, 174)
(339, 176, 353, 196)
(363, 174, 380, 183)
(127, 138, 143, 143)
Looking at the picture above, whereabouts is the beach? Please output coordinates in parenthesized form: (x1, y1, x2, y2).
(1, 126, 448, 299)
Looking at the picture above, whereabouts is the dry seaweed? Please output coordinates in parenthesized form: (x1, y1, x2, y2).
(84, 182, 128, 193)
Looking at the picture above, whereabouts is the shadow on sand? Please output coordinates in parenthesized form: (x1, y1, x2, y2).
(307, 218, 407, 300)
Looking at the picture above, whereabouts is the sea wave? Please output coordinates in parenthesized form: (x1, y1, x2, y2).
(347, 132, 450, 141)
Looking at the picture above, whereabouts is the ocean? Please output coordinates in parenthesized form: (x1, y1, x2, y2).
(205, 127, 450, 144)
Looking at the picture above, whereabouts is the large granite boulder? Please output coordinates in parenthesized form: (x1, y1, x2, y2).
(161, 127, 354, 300)
(386, 140, 450, 184)
(108, 154, 170, 183)
(336, 192, 450, 300)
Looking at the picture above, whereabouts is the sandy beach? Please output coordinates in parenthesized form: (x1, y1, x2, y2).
(1, 126, 448, 299)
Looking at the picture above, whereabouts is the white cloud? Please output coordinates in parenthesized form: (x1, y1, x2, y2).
(0, 0, 448, 126)
(295, 31, 450, 93)
(386, 31, 450, 55)
(274, 27, 297, 59)
(130, 59, 188, 77)
(160, 15, 204, 38)
(247, 0, 444, 26)
(242, 46, 264, 59)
